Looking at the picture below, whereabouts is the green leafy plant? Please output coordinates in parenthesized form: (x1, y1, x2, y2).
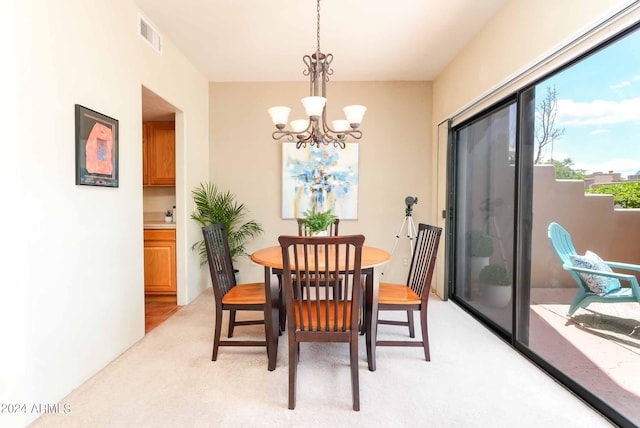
(165, 210, 172, 217)
(585, 181, 640, 208)
(466, 230, 494, 257)
(191, 182, 263, 264)
(301, 206, 337, 234)
(478, 264, 511, 286)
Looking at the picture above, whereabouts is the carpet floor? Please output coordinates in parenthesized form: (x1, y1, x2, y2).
(30, 288, 613, 428)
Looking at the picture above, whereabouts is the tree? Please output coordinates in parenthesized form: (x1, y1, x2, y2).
(535, 85, 566, 164)
(546, 158, 586, 179)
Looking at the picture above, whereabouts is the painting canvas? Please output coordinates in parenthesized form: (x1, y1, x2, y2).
(282, 143, 359, 219)
(75, 104, 119, 187)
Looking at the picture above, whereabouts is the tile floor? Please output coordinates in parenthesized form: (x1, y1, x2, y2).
(145, 301, 182, 333)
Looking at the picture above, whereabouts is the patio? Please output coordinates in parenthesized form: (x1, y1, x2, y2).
(529, 287, 640, 423)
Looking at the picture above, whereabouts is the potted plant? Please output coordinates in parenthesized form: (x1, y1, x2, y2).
(164, 210, 173, 223)
(191, 182, 263, 265)
(466, 229, 494, 281)
(478, 264, 512, 307)
(301, 206, 337, 236)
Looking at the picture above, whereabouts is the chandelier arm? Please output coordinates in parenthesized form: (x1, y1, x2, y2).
(344, 129, 363, 140)
(333, 140, 346, 149)
(272, 130, 296, 142)
(302, 55, 313, 77)
(323, 54, 334, 80)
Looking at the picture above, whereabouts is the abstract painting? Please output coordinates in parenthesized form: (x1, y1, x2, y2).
(75, 104, 119, 187)
(282, 143, 359, 219)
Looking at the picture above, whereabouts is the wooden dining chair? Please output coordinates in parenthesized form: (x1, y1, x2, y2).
(291, 217, 343, 300)
(202, 223, 267, 361)
(376, 223, 442, 361)
(296, 218, 340, 236)
(279, 234, 365, 411)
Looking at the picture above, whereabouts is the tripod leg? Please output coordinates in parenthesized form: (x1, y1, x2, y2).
(389, 217, 408, 259)
(407, 216, 417, 257)
(383, 217, 408, 276)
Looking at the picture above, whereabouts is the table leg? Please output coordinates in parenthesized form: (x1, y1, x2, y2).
(264, 266, 279, 371)
(364, 267, 380, 371)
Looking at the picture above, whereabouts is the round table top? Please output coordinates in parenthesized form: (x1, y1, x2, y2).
(251, 245, 391, 270)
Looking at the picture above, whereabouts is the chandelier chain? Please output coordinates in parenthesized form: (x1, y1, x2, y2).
(316, 0, 321, 54)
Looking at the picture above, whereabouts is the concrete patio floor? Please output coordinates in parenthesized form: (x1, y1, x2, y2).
(529, 287, 640, 424)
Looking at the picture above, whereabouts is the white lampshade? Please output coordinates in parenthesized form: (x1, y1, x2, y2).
(331, 120, 349, 132)
(268, 106, 291, 126)
(343, 105, 367, 125)
(290, 119, 309, 133)
(301, 96, 327, 117)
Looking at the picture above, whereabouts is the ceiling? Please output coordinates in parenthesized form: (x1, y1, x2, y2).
(134, 0, 509, 83)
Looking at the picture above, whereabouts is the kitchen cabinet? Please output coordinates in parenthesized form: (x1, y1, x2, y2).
(143, 229, 176, 302)
(143, 122, 175, 186)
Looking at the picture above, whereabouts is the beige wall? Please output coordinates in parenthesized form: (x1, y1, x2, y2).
(432, 0, 632, 296)
(209, 81, 434, 284)
(532, 166, 640, 288)
(5, 1, 209, 427)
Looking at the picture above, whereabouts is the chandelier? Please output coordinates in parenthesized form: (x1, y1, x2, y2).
(267, 0, 366, 149)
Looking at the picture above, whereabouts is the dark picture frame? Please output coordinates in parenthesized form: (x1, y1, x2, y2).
(75, 104, 119, 187)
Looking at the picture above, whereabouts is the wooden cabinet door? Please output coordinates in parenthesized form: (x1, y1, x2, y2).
(145, 122, 175, 186)
(143, 230, 176, 295)
(142, 124, 149, 185)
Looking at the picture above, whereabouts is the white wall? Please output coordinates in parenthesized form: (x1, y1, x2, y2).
(3, 1, 209, 426)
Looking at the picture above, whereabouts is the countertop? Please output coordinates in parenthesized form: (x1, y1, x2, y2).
(144, 222, 176, 230)
(144, 212, 176, 230)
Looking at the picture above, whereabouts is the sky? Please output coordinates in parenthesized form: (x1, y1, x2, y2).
(535, 28, 640, 177)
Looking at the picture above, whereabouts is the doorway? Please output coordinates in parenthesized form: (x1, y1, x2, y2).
(141, 86, 180, 333)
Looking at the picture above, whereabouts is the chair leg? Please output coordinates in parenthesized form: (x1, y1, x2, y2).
(407, 310, 415, 338)
(420, 305, 430, 361)
(228, 309, 236, 338)
(288, 336, 298, 409)
(350, 334, 360, 411)
(212, 305, 223, 361)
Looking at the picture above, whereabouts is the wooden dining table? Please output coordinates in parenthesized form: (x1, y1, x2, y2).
(251, 244, 391, 372)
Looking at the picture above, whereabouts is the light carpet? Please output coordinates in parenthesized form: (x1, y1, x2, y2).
(30, 289, 613, 428)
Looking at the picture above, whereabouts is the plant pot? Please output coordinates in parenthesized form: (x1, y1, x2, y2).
(480, 282, 511, 308)
(311, 230, 329, 237)
(470, 256, 490, 281)
(164, 216, 173, 223)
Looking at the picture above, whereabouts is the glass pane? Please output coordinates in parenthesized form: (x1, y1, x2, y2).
(526, 28, 640, 425)
(454, 102, 516, 333)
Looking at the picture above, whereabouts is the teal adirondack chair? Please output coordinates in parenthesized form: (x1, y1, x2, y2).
(547, 222, 640, 316)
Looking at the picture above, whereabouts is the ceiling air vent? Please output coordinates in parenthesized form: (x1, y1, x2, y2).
(139, 15, 162, 54)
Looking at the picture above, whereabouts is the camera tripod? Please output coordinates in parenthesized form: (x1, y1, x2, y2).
(383, 196, 418, 275)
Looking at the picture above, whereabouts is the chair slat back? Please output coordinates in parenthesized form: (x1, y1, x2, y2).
(279, 235, 364, 333)
(296, 218, 340, 236)
(406, 223, 442, 299)
(548, 222, 578, 265)
(202, 223, 236, 300)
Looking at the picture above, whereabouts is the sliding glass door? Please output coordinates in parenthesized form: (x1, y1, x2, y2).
(447, 23, 640, 428)
(522, 27, 640, 428)
(451, 101, 516, 335)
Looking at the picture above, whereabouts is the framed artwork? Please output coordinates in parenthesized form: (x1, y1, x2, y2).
(282, 143, 359, 219)
(75, 104, 119, 187)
